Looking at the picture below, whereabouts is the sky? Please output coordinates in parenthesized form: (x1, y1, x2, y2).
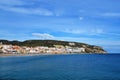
(0, 0, 120, 53)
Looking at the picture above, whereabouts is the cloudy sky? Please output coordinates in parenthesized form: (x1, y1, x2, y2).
(0, 0, 120, 53)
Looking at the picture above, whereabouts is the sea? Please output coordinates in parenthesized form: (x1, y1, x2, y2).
(0, 54, 120, 80)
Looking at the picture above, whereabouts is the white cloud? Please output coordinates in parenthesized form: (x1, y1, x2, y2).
(100, 13, 120, 17)
(62, 28, 120, 37)
(0, 5, 54, 16)
(32, 33, 55, 39)
(79, 17, 84, 20)
(0, 0, 25, 6)
(108, 33, 120, 36)
(63, 29, 85, 34)
(62, 28, 104, 35)
(55, 9, 64, 16)
(0, 0, 54, 16)
(90, 29, 104, 35)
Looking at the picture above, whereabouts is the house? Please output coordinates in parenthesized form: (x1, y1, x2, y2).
(54, 45, 65, 48)
(72, 47, 85, 53)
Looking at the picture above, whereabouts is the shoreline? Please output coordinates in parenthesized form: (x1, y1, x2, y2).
(0, 53, 57, 57)
(0, 53, 107, 57)
(0, 53, 71, 57)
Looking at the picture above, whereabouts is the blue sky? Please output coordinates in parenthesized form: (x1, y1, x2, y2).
(0, 0, 120, 53)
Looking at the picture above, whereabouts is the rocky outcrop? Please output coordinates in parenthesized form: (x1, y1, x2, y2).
(84, 46, 106, 53)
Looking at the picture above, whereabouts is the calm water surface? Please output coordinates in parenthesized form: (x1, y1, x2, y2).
(0, 54, 120, 80)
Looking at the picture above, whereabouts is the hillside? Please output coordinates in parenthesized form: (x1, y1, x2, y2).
(0, 39, 107, 53)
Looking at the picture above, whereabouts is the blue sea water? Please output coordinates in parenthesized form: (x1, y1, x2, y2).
(0, 54, 120, 80)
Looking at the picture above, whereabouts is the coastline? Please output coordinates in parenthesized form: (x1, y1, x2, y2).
(0, 53, 76, 57)
(0, 53, 56, 57)
(0, 53, 107, 57)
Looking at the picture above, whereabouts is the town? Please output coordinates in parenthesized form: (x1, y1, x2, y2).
(0, 42, 85, 54)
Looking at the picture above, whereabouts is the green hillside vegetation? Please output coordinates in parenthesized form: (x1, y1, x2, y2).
(0, 40, 87, 47)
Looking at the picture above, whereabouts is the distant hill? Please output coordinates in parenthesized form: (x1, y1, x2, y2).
(0, 39, 107, 53)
